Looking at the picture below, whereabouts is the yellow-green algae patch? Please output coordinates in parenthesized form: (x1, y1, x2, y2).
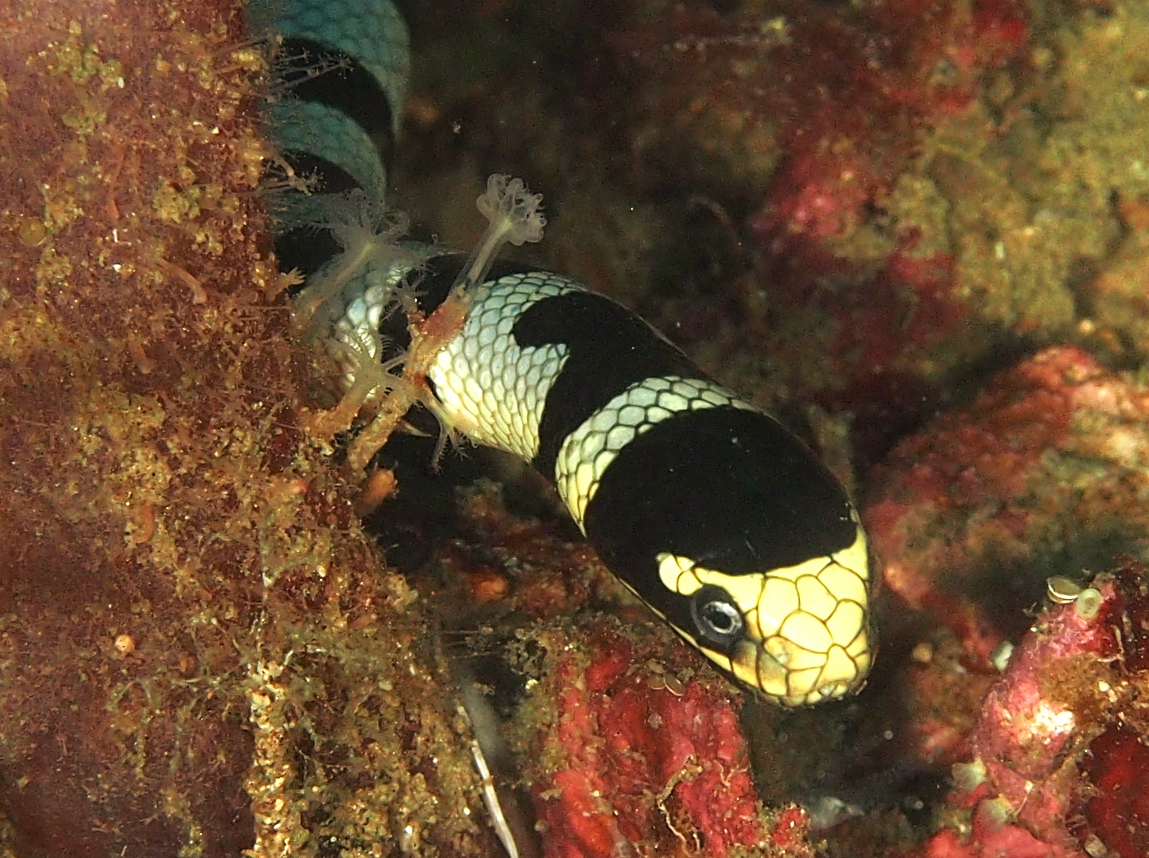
(0, 1, 497, 855)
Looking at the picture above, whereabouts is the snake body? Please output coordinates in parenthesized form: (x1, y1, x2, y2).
(253, 0, 874, 706)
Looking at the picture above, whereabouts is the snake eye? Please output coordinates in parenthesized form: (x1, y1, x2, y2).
(690, 585, 745, 651)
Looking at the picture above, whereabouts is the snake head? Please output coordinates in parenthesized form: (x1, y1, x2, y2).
(660, 514, 874, 707)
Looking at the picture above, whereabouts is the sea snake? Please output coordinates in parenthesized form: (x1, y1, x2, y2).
(250, 0, 874, 707)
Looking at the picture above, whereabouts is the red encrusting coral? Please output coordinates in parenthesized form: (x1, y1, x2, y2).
(1082, 726, 1149, 858)
(913, 565, 1149, 858)
(866, 346, 1149, 667)
(858, 342, 1149, 854)
(523, 625, 778, 857)
(769, 805, 815, 857)
(967, 585, 1114, 849)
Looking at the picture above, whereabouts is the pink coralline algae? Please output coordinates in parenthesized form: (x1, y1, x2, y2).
(524, 626, 780, 858)
(915, 565, 1149, 858)
(861, 346, 1149, 855)
(866, 346, 1149, 667)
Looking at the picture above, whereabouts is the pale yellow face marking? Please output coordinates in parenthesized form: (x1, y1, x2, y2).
(767, 640, 826, 670)
(796, 575, 837, 620)
(655, 522, 873, 707)
(780, 611, 833, 653)
(818, 562, 869, 606)
(657, 552, 701, 595)
(826, 600, 865, 647)
(758, 577, 800, 638)
(789, 666, 824, 697)
(728, 640, 786, 698)
(822, 646, 857, 688)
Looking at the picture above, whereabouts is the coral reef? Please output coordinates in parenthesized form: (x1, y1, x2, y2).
(0, 1, 499, 855)
(915, 564, 1149, 858)
(511, 619, 777, 857)
(581, 0, 1035, 446)
(858, 344, 1149, 856)
(7, 0, 1149, 855)
(866, 346, 1149, 667)
(588, 0, 1149, 465)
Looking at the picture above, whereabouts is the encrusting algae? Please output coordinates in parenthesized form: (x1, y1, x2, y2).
(0, 1, 500, 855)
